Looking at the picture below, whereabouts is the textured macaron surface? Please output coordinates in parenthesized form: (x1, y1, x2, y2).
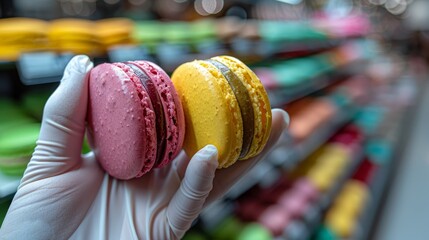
(172, 61, 243, 168)
(88, 63, 156, 180)
(204, 59, 254, 159)
(131, 61, 185, 168)
(171, 56, 272, 168)
(88, 60, 184, 179)
(212, 56, 272, 159)
(113, 63, 159, 175)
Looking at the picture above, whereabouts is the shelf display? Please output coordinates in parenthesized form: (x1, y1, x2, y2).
(0, 1, 424, 239)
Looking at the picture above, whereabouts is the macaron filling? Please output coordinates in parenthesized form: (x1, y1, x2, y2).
(205, 59, 255, 159)
(125, 62, 167, 167)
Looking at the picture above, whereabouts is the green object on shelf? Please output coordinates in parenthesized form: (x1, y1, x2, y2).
(182, 231, 207, 240)
(271, 53, 335, 87)
(22, 89, 51, 120)
(314, 54, 335, 74)
(329, 92, 351, 108)
(133, 21, 163, 51)
(354, 106, 385, 135)
(0, 123, 40, 157)
(272, 58, 316, 86)
(365, 140, 392, 165)
(191, 19, 217, 41)
(0, 123, 40, 176)
(133, 21, 163, 42)
(0, 199, 12, 225)
(313, 225, 337, 240)
(164, 22, 191, 44)
(0, 99, 34, 131)
(237, 223, 272, 240)
(259, 21, 328, 42)
(0, 163, 27, 176)
(211, 216, 243, 240)
(272, 65, 308, 86)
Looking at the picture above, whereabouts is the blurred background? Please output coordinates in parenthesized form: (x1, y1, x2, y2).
(0, 0, 428, 239)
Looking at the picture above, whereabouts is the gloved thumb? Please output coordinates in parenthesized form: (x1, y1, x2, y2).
(22, 55, 93, 183)
(167, 145, 218, 238)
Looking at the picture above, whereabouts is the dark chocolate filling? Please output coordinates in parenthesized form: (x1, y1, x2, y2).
(125, 62, 166, 167)
(205, 59, 255, 159)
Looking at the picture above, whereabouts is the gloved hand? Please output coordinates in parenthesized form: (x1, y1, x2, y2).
(0, 56, 289, 240)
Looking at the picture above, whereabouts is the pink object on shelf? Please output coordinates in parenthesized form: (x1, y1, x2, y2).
(312, 12, 371, 38)
(293, 178, 320, 202)
(254, 68, 278, 90)
(258, 205, 292, 236)
(278, 191, 309, 218)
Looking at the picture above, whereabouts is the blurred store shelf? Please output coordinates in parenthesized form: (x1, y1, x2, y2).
(199, 104, 358, 229)
(0, 173, 20, 200)
(268, 60, 367, 107)
(365, 76, 425, 240)
(282, 150, 364, 240)
(226, 106, 355, 200)
(271, 107, 355, 170)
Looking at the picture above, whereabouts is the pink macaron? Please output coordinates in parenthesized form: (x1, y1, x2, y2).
(258, 204, 291, 236)
(87, 61, 185, 180)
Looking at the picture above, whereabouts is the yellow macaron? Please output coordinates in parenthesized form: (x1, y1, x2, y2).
(0, 18, 49, 60)
(325, 209, 355, 238)
(171, 56, 272, 168)
(0, 18, 48, 40)
(95, 18, 134, 48)
(49, 18, 96, 41)
(49, 18, 101, 55)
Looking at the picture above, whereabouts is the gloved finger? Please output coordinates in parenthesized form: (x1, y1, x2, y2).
(23, 55, 93, 182)
(205, 109, 289, 205)
(173, 150, 190, 180)
(167, 145, 218, 238)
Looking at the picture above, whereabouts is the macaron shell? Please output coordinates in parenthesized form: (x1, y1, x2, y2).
(96, 18, 133, 39)
(212, 56, 272, 159)
(49, 19, 96, 40)
(88, 63, 156, 179)
(0, 18, 48, 37)
(171, 61, 242, 168)
(132, 61, 185, 168)
(112, 62, 159, 175)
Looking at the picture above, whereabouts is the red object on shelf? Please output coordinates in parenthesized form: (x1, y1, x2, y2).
(259, 176, 292, 204)
(330, 124, 364, 155)
(352, 158, 379, 184)
(236, 199, 268, 221)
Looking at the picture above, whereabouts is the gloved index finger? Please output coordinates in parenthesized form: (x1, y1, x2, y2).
(23, 55, 93, 183)
(167, 145, 218, 238)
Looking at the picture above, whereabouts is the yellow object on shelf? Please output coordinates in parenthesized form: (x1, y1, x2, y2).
(325, 210, 355, 238)
(49, 18, 102, 56)
(0, 18, 49, 60)
(323, 180, 369, 238)
(308, 169, 333, 192)
(96, 18, 135, 50)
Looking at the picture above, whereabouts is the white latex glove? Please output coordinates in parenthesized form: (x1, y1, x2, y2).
(0, 55, 290, 240)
